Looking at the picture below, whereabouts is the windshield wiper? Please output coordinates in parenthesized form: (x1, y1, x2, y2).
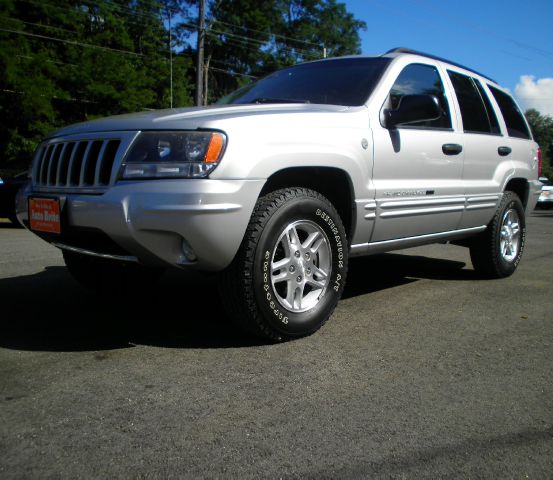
(252, 98, 310, 104)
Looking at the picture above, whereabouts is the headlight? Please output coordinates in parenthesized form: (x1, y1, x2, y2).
(121, 131, 227, 179)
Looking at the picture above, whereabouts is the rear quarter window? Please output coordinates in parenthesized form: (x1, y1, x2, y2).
(488, 86, 531, 139)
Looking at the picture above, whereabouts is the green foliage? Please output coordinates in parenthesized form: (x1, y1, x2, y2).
(525, 109, 553, 179)
(0, 0, 194, 170)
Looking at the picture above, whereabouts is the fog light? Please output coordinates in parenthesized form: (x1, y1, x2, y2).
(181, 238, 197, 262)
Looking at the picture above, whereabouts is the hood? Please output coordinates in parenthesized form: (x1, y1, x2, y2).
(50, 103, 351, 138)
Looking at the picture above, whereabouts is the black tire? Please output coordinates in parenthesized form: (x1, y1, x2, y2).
(63, 250, 164, 294)
(469, 191, 526, 278)
(219, 187, 348, 341)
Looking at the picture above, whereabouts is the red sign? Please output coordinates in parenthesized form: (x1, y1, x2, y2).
(29, 198, 61, 234)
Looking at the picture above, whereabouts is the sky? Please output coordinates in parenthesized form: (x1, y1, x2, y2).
(343, 0, 553, 115)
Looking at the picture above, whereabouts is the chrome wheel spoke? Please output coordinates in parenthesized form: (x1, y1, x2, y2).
(504, 242, 512, 257)
(286, 225, 301, 250)
(271, 257, 290, 274)
(500, 208, 521, 263)
(270, 220, 332, 313)
(302, 231, 321, 251)
(272, 270, 289, 283)
(311, 264, 328, 281)
(285, 283, 303, 310)
(306, 276, 326, 290)
(310, 236, 325, 254)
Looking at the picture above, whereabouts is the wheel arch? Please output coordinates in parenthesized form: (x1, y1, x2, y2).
(259, 166, 356, 243)
(504, 177, 529, 208)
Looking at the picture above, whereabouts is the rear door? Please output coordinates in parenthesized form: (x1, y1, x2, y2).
(445, 70, 508, 229)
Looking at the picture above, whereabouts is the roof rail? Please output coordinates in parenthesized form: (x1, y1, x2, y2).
(384, 47, 497, 84)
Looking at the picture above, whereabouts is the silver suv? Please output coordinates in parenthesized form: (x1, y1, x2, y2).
(17, 48, 542, 340)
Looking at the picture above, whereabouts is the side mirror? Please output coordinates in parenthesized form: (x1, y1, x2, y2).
(383, 94, 442, 129)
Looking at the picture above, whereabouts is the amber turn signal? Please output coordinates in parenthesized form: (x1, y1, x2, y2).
(205, 132, 226, 163)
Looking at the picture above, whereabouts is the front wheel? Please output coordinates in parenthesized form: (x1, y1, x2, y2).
(219, 187, 348, 341)
(469, 191, 526, 278)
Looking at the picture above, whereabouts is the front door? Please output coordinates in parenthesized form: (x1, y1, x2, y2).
(371, 62, 465, 242)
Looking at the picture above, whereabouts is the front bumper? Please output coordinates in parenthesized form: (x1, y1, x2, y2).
(16, 178, 265, 271)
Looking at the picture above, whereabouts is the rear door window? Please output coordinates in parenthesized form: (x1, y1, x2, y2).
(448, 71, 500, 135)
(488, 86, 531, 139)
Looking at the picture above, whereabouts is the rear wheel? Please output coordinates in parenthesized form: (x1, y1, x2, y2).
(63, 250, 164, 294)
(469, 191, 526, 278)
(219, 187, 348, 341)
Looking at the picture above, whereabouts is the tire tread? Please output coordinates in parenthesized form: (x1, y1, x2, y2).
(469, 191, 525, 278)
(219, 187, 346, 341)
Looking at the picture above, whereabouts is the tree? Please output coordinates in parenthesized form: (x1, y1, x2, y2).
(525, 109, 553, 179)
(175, 0, 366, 103)
(272, 0, 365, 65)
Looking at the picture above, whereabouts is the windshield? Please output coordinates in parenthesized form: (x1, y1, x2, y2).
(217, 57, 391, 107)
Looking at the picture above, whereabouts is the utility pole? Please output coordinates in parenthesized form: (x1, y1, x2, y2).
(195, 0, 206, 106)
(168, 7, 173, 108)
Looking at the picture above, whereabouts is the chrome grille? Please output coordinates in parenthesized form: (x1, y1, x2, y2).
(31, 131, 140, 193)
(33, 138, 121, 191)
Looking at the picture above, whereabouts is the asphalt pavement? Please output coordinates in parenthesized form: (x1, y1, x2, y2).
(1, 212, 552, 479)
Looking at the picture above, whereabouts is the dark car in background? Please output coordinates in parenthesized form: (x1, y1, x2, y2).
(0, 172, 28, 226)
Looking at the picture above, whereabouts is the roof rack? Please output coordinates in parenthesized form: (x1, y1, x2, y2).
(384, 47, 497, 84)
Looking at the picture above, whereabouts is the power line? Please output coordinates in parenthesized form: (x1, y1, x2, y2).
(1, 88, 100, 104)
(209, 27, 268, 47)
(208, 27, 319, 58)
(0, 27, 142, 56)
(210, 59, 259, 77)
(18, 0, 172, 31)
(211, 58, 249, 69)
(16, 53, 78, 67)
(205, 30, 319, 60)
(0, 15, 81, 35)
(7, 15, 171, 58)
(211, 19, 321, 48)
(1, 13, 171, 56)
(209, 66, 257, 79)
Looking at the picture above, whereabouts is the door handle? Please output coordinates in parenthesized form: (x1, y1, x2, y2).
(498, 146, 512, 156)
(442, 144, 463, 155)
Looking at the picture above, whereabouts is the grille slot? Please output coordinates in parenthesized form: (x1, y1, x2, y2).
(100, 140, 120, 185)
(56, 142, 74, 186)
(33, 137, 123, 191)
(82, 140, 103, 186)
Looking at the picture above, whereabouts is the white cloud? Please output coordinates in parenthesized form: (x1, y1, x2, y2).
(515, 75, 553, 116)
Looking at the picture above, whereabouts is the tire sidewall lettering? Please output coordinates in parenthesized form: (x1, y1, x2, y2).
(254, 196, 347, 335)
